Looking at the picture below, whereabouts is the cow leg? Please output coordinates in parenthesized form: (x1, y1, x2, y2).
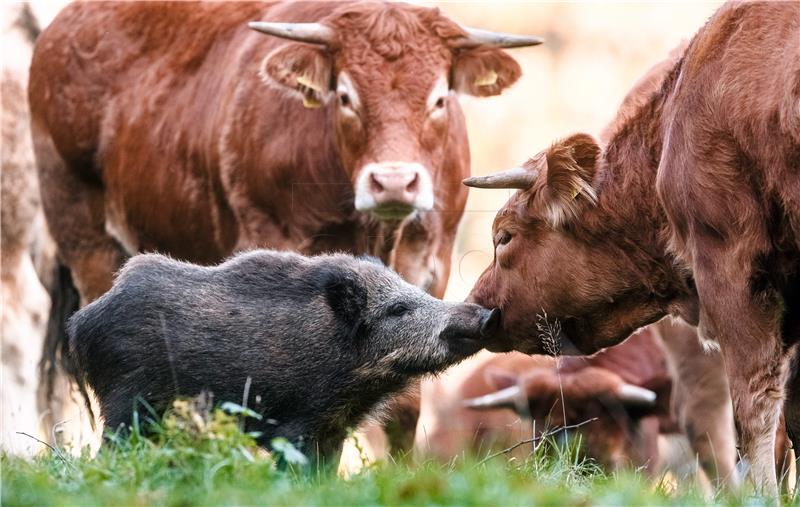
(784, 347, 800, 491)
(693, 261, 788, 494)
(33, 130, 126, 448)
(655, 319, 739, 488)
(33, 129, 127, 304)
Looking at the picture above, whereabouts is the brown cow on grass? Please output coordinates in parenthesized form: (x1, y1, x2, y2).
(415, 328, 670, 472)
(465, 0, 798, 493)
(416, 320, 738, 488)
(29, 1, 540, 447)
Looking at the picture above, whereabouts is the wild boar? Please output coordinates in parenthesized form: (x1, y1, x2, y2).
(67, 250, 499, 462)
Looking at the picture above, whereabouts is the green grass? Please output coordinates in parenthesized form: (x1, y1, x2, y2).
(0, 401, 791, 506)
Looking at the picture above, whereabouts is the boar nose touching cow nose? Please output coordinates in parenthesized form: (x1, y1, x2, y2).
(480, 308, 502, 338)
(355, 162, 435, 218)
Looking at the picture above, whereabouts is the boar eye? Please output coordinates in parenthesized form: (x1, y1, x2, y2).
(387, 302, 410, 317)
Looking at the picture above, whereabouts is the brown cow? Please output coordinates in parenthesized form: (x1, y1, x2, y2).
(29, 1, 540, 447)
(415, 328, 670, 473)
(465, 0, 798, 493)
(29, 0, 541, 304)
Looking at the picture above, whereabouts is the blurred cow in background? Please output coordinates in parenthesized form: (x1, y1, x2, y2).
(416, 322, 736, 487)
(29, 1, 541, 452)
(416, 331, 668, 471)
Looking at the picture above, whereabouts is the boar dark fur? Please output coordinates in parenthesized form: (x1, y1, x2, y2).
(68, 250, 497, 460)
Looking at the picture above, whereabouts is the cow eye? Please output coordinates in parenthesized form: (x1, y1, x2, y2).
(435, 97, 445, 109)
(387, 302, 411, 317)
(339, 93, 351, 107)
(496, 231, 513, 246)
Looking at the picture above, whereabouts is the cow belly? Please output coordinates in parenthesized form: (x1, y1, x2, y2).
(104, 170, 238, 265)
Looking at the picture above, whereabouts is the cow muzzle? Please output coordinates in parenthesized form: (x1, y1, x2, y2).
(354, 162, 434, 219)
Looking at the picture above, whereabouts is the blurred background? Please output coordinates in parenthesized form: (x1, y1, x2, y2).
(425, 1, 724, 301)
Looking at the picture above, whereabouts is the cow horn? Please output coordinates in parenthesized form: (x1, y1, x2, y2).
(463, 167, 537, 189)
(248, 22, 336, 46)
(616, 384, 657, 406)
(463, 385, 523, 409)
(455, 27, 544, 49)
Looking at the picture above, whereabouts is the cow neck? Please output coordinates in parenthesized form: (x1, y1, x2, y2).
(361, 216, 403, 263)
(580, 64, 696, 313)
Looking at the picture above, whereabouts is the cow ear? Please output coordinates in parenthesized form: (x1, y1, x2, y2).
(535, 133, 601, 228)
(451, 47, 521, 97)
(484, 367, 519, 390)
(260, 44, 333, 109)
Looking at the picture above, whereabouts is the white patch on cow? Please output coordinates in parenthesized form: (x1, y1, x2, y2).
(354, 162, 434, 212)
(426, 74, 451, 120)
(696, 325, 721, 353)
(104, 201, 139, 256)
(336, 71, 361, 116)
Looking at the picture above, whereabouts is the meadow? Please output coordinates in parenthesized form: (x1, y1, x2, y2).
(0, 401, 786, 506)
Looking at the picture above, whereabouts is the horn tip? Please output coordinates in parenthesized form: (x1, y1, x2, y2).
(618, 384, 657, 405)
(462, 176, 480, 187)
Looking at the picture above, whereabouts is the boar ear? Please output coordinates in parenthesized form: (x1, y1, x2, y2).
(316, 269, 366, 328)
(260, 43, 333, 109)
(451, 47, 521, 97)
(535, 133, 601, 228)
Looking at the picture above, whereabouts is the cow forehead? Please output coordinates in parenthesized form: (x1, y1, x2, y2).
(341, 63, 447, 104)
(326, 2, 457, 102)
(327, 2, 462, 59)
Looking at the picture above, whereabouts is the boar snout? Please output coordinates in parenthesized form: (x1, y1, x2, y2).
(440, 305, 500, 357)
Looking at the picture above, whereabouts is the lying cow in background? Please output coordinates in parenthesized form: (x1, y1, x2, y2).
(417, 322, 737, 484)
(30, 0, 541, 451)
(464, 0, 799, 493)
(67, 250, 499, 462)
(416, 328, 668, 472)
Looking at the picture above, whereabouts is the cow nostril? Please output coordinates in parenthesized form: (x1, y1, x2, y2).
(480, 308, 501, 337)
(369, 173, 384, 193)
(406, 173, 419, 193)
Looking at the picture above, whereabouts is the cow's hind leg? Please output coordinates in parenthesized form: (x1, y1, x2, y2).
(32, 127, 127, 444)
(33, 129, 127, 304)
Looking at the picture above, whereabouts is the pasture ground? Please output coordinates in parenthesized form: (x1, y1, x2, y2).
(0, 403, 788, 506)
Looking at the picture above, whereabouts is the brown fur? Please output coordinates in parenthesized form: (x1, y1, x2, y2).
(30, 0, 527, 456)
(29, 0, 524, 303)
(468, 1, 799, 491)
(416, 329, 671, 472)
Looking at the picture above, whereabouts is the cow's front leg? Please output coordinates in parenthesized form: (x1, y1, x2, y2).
(693, 255, 789, 495)
(655, 319, 739, 488)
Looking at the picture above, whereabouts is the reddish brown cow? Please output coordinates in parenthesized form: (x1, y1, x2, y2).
(417, 321, 739, 487)
(30, 1, 540, 303)
(416, 328, 671, 472)
(465, 1, 798, 492)
(29, 1, 540, 443)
